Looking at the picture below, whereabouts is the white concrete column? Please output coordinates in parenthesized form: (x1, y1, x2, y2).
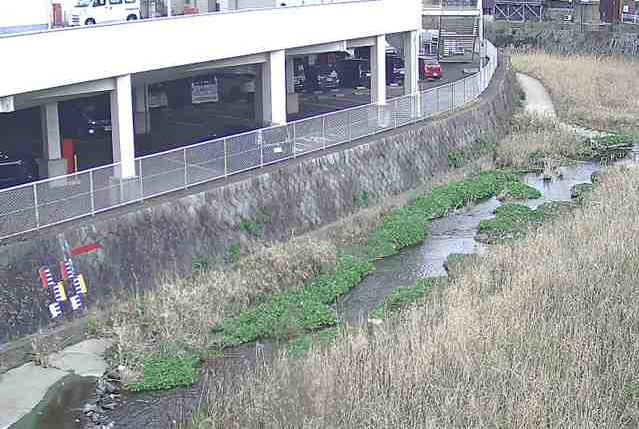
(40, 103, 61, 160)
(217, 0, 230, 11)
(110, 75, 136, 178)
(286, 57, 295, 94)
(308, 54, 318, 65)
(167, 0, 173, 16)
(403, 30, 419, 96)
(371, 34, 386, 105)
(134, 84, 151, 134)
(260, 49, 286, 125)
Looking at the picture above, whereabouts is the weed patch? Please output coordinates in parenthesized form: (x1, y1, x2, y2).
(130, 355, 200, 392)
(287, 327, 340, 358)
(368, 170, 525, 258)
(371, 278, 437, 319)
(217, 256, 374, 347)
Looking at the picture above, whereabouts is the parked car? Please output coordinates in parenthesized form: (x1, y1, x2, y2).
(59, 95, 112, 139)
(420, 56, 443, 80)
(0, 150, 39, 189)
(385, 53, 405, 86)
(336, 58, 371, 88)
(305, 64, 341, 91)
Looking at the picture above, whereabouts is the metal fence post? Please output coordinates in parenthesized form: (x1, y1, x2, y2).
(463, 78, 467, 104)
(138, 160, 144, 202)
(260, 133, 264, 167)
(224, 138, 228, 177)
(183, 148, 188, 189)
(33, 182, 40, 229)
(322, 116, 326, 150)
(89, 170, 95, 216)
(348, 110, 352, 142)
(436, 87, 440, 114)
(394, 99, 398, 128)
(292, 125, 297, 159)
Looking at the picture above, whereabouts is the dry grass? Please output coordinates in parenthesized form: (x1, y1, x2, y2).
(495, 114, 582, 171)
(511, 51, 639, 135)
(197, 167, 639, 428)
(107, 155, 495, 368)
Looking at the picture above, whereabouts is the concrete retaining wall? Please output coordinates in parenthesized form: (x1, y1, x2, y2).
(488, 21, 639, 56)
(0, 54, 516, 344)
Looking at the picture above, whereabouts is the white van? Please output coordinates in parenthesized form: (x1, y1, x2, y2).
(69, 0, 140, 26)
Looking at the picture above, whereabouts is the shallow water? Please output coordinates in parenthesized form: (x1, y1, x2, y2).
(19, 162, 603, 429)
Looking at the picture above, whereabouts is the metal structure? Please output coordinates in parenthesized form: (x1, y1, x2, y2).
(494, 0, 543, 22)
(0, 42, 499, 241)
(622, 12, 639, 23)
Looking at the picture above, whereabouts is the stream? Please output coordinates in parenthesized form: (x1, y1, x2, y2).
(11, 161, 606, 429)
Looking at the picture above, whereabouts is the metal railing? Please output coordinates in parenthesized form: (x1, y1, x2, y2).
(623, 13, 639, 24)
(0, 42, 499, 240)
(422, 0, 479, 10)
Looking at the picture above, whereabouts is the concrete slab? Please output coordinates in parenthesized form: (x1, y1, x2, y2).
(0, 338, 112, 429)
(0, 364, 66, 429)
(48, 338, 113, 377)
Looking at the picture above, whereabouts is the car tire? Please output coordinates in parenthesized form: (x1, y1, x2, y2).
(85, 18, 96, 25)
(126, 14, 138, 21)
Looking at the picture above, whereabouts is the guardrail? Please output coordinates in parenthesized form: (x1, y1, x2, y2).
(0, 42, 499, 240)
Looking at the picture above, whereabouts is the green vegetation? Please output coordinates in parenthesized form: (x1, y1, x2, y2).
(571, 182, 594, 200)
(371, 278, 437, 319)
(240, 219, 264, 237)
(368, 170, 533, 258)
(448, 139, 497, 169)
(218, 256, 374, 346)
(227, 242, 241, 263)
(355, 190, 372, 208)
(478, 201, 573, 243)
(130, 355, 201, 392)
(192, 255, 210, 274)
(578, 135, 633, 162)
(500, 181, 542, 200)
(287, 327, 340, 358)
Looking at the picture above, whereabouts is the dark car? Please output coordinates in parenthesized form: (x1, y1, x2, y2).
(0, 150, 39, 189)
(305, 63, 341, 91)
(59, 95, 112, 139)
(386, 53, 405, 86)
(336, 58, 371, 88)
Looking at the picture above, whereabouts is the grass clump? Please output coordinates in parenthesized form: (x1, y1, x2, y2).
(129, 355, 200, 392)
(578, 134, 634, 162)
(478, 201, 573, 243)
(287, 327, 340, 358)
(499, 180, 542, 200)
(218, 256, 374, 347)
(368, 170, 524, 258)
(371, 278, 437, 320)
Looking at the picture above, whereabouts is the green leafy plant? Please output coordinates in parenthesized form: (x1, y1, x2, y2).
(130, 355, 201, 392)
(368, 170, 524, 258)
(355, 190, 371, 208)
(240, 219, 264, 238)
(371, 279, 437, 319)
(227, 242, 241, 263)
(218, 256, 374, 347)
(287, 327, 340, 358)
(500, 181, 542, 200)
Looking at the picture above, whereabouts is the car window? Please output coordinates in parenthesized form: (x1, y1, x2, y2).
(110, 0, 122, 4)
(94, 0, 105, 5)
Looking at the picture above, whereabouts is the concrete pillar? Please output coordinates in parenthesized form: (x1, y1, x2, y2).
(110, 75, 136, 178)
(39, 102, 67, 179)
(134, 84, 151, 135)
(41, 103, 61, 159)
(403, 30, 419, 96)
(286, 57, 295, 94)
(371, 34, 386, 105)
(217, 0, 230, 11)
(260, 50, 286, 125)
(308, 54, 318, 65)
(167, 0, 173, 16)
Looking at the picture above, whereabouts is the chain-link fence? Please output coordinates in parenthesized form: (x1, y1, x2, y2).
(0, 41, 499, 240)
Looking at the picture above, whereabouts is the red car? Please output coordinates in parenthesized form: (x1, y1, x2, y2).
(420, 56, 443, 81)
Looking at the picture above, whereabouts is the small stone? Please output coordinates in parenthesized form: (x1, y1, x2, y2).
(90, 412, 102, 424)
(105, 368, 121, 381)
(99, 399, 117, 411)
(83, 403, 99, 415)
(103, 421, 115, 429)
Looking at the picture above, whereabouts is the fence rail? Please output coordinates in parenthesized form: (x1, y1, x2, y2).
(0, 42, 499, 240)
(623, 13, 639, 24)
(422, 0, 479, 9)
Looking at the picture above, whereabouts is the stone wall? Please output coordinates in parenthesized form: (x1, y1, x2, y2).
(0, 54, 516, 344)
(488, 21, 639, 56)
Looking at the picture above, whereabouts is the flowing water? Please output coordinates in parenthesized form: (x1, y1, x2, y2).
(12, 161, 604, 429)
